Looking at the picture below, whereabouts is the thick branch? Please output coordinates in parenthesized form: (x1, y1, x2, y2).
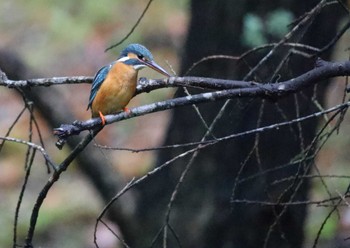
(53, 59, 350, 144)
(0, 76, 92, 87)
(1, 58, 348, 145)
(0, 75, 254, 92)
(137, 76, 256, 92)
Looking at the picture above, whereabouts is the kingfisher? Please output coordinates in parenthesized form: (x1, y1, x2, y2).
(87, 43, 170, 125)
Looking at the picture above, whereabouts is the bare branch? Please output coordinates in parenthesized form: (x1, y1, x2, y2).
(53, 59, 350, 144)
(0, 136, 55, 170)
(13, 149, 36, 248)
(104, 0, 154, 52)
(24, 127, 102, 247)
(94, 178, 136, 248)
(244, 0, 328, 80)
(0, 76, 92, 88)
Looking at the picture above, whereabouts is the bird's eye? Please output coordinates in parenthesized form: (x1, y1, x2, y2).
(137, 54, 144, 60)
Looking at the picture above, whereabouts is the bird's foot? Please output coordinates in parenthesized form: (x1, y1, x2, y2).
(123, 107, 131, 114)
(98, 111, 106, 126)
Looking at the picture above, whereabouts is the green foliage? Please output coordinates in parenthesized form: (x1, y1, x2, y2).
(242, 13, 267, 47)
(266, 9, 294, 38)
(242, 9, 294, 47)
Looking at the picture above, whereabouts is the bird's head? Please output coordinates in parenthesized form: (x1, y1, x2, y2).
(117, 43, 170, 77)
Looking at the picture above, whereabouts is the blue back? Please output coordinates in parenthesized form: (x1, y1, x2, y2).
(87, 44, 153, 110)
(87, 62, 114, 109)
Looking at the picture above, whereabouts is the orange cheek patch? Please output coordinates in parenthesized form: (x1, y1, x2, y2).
(127, 53, 138, 59)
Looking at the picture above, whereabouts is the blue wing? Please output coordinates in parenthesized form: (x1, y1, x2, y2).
(87, 63, 114, 110)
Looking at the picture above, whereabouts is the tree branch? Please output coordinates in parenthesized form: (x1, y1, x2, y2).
(0, 49, 136, 247)
(0, 76, 92, 87)
(24, 128, 101, 248)
(52, 59, 350, 146)
(0, 75, 253, 91)
(1, 58, 349, 147)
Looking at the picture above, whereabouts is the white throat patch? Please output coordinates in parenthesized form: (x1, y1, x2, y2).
(117, 56, 145, 70)
(133, 64, 146, 70)
(117, 56, 129, 62)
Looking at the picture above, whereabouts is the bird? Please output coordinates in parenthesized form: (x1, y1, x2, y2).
(87, 43, 170, 126)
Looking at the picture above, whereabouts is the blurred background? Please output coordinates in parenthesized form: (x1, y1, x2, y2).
(0, 1, 186, 247)
(0, 1, 350, 247)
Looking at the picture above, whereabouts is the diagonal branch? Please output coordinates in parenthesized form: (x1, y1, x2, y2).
(24, 127, 102, 248)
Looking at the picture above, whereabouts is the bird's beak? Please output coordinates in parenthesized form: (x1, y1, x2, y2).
(143, 60, 171, 77)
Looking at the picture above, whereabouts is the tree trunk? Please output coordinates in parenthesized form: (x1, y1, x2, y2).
(134, 0, 343, 247)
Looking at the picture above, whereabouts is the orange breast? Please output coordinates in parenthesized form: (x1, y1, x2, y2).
(91, 62, 138, 117)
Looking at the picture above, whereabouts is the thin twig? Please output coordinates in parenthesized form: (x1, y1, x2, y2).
(104, 0, 154, 52)
(0, 106, 26, 153)
(24, 127, 102, 248)
(13, 149, 36, 248)
(99, 219, 130, 248)
(0, 136, 55, 170)
(96, 100, 350, 155)
(94, 178, 136, 248)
